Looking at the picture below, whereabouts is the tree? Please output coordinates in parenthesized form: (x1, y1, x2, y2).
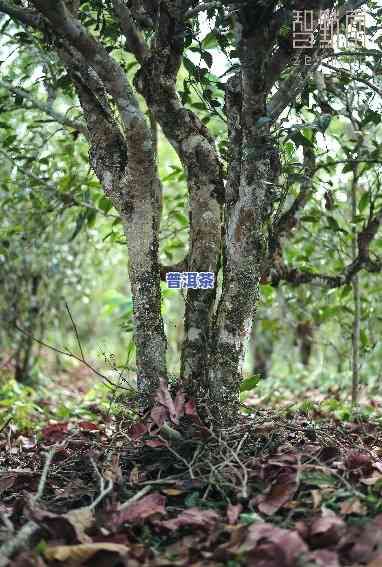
(1, 0, 381, 425)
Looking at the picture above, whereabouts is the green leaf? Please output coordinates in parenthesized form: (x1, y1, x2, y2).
(173, 211, 188, 226)
(98, 196, 112, 214)
(358, 192, 369, 213)
(290, 131, 314, 148)
(240, 375, 261, 393)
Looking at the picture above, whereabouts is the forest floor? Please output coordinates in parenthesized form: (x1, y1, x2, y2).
(1, 372, 382, 567)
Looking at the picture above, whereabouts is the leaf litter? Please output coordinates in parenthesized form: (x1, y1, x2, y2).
(1, 380, 382, 566)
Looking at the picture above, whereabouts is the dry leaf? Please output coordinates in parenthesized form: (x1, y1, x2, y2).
(257, 472, 297, 515)
(311, 489, 322, 510)
(44, 542, 129, 564)
(227, 503, 242, 525)
(340, 498, 367, 516)
(112, 492, 166, 526)
(64, 507, 94, 543)
(161, 507, 219, 531)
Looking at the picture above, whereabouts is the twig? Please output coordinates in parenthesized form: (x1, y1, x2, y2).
(158, 436, 195, 479)
(33, 448, 56, 503)
(88, 457, 113, 511)
(65, 301, 85, 362)
(14, 324, 135, 393)
(118, 485, 152, 511)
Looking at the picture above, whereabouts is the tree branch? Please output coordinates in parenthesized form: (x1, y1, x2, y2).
(0, 0, 43, 29)
(0, 79, 88, 137)
(112, 0, 148, 63)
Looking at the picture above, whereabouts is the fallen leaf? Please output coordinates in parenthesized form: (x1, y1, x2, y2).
(112, 492, 166, 526)
(150, 405, 167, 428)
(361, 472, 382, 485)
(309, 510, 345, 547)
(257, 472, 297, 515)
(155, 378, 179, 424)
(41, 422, 69, 442)
(344, 514, 382, 563)
(161, 507, 219, 531)
(28, 504, 94, 544)
(78, 421, 99, 431)
(162, 488, 184, 496)
(227, 503, 242, 525)
(367, 556, 382, 567)
(184, 399, 198, 417)
(145, 438, 167, 448)
(340, 498, 367, 516)
(128, 422, 147, 441)
(345, 451, 372, 471)
(0, 473, 17, 492)
(43, 542, 129, 564)
(174, 390, 185, 420)
(311, 489, 322, 510)
(241, 522, 308, 565)
(307, 549, 340, 567)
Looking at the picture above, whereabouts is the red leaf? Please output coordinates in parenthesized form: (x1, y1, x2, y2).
(155, 378, 179, 424)
(144, 439, 166, 448)
(128, 422, 147, 441)
(227, 503, 242, 525)
(78, 422, 99, 431)
(112, 492, 166, 526)
(184, 399, 197, 417)
(42, 422, 69, 441)
(345, 451, 372, 471)
(161, 507, 219, 531)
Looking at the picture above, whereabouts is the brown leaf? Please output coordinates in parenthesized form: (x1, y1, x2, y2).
(344, 514, 382, 564)
(161, 507, 219, 531)
(344, 451, 372, 471)
(112, 492, 166, 526)
(241, 522, 308, 565)
(367, 556, 382, 567)
(28, 504, 94, 544)
(41, 422, 69, 442)
(307, 549, 340, 567)
(155, 378, 179, 424)
(43, 542, 129, 564)
(257, 473, 297, 515)
(174, 390, 185, 420)
(0, 473, 17, 492)
(150, 405, 168, 428)
(340, 498, 366, 516)
(227, 503, 242, 525)
(309, 510, 345, 547)
(64, 508, 94, 543)
(311, 490, 322, 510)
(128, 422, 147, 441)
